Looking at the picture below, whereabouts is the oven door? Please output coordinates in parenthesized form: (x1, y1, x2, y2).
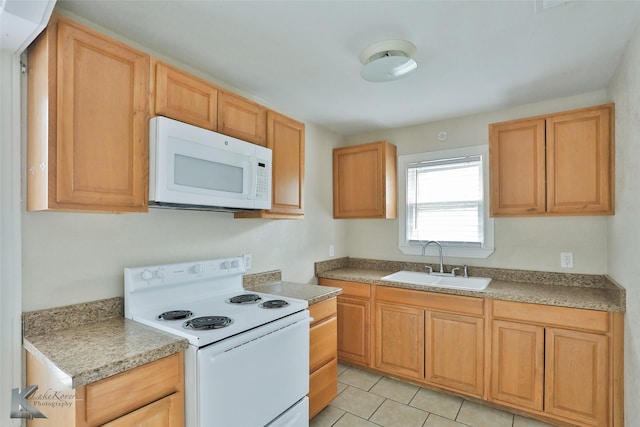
(197, 311, 311, 427)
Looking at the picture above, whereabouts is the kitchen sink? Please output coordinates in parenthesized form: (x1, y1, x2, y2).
(380, 270, 492, 291)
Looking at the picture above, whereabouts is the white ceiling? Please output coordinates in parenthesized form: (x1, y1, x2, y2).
(56, 0, 640, 136)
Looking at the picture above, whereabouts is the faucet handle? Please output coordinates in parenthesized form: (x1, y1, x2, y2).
(451, 267, 460, 277)
(425, 265, 433, 274)
(463, 265, 469, 278)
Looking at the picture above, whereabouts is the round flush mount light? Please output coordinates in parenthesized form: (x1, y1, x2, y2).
(359, 39, 417, 82)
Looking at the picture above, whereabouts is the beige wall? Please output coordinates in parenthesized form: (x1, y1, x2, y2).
(22, 122, 348, 311)
(344, 90, 610, 274)
(607, 21, 640, 425)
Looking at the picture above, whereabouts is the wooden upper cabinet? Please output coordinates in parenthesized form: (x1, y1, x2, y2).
(333, 141, 397, 219)
(546, 107, 613, 214)
(235, 111, 305, 219)
(489, 119, 546, 216)
(489, 104, 614, 217)
(27, 14, 150, 212)
(153, 61, 218, 130)
(218, 91, 267, 145)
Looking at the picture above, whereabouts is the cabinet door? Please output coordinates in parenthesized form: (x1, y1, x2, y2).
(489, 119, 546, 216)
(154, 61, 218, 130)
(267, 111, 305, 216)
(490, 320, 544, 411)
(425, 311, 484, 397)
(545, 328, 608, 427)
(218, 91, 266, 145)
(333, 141, 397, 219)
(375, 302, 425, 381)
(546, 106, 613, 214)
(337, 296, 370, 366)
(37, 17, 150, 212)
(101, 393, 183, 427)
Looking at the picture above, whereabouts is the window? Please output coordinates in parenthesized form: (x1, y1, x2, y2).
(398, 145, 494, 258)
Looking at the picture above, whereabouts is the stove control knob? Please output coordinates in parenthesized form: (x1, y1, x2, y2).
(231, 260, 240, 268)
(192, 264, 203, 274)
(141, 269, 153, 281)
(155, 268, 166, 279)
(222, 261, 231, 269)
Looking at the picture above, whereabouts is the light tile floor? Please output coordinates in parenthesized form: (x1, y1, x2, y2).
(310, 364, 557, 427)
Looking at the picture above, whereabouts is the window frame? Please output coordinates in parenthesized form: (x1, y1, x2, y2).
(398, 145, 495, 258)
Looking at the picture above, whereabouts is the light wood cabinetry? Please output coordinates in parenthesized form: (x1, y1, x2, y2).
(490, 300, 622, 427)
(236, 111, 305, 219)
(426, 311, 484, 396)
(218, 91, 267, 146)
(375, 286, 484, 398)
(375, 302, 425, 381)
(27, 14, 150, 212)
(333, 141, 397, 219)
(153, 61, 219, 131)
(308, 298, 338, 419)
(489, 104, 614, 217)
(26, 352, 184, 427)
(319, 279, 371, 367)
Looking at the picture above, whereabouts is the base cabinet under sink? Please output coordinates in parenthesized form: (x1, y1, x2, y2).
(320, 277, 624, 427)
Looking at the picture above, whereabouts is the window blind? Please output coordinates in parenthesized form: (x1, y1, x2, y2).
(406, 155, 483, 246)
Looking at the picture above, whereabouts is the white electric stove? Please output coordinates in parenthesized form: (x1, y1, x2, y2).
(124, 256, 311, 427)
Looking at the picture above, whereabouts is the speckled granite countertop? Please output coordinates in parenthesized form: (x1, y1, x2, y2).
(247, 281, 342, 305)
(243, 269, 342, 304)
(23, 298, 188, 388)
(315, 258, 625, 312)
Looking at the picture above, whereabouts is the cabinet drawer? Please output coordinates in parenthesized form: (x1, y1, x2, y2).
(376, 286, 484, 316)
(492, 300, 609, 333)
(310, 298, 337, 325)
(309, 358, 338, 419)
(85, 353, 183, 425)
(310, 316, 337, 372)
(101, 393, 183, 427)
(319, 279, 371, 298)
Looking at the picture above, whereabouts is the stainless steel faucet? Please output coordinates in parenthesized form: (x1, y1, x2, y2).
(421, 240, 444, 274)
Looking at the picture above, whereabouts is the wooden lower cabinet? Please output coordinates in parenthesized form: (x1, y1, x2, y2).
(426, 311, 484, 397)
(309, 298, 338, 419)
(375, 302, 424, 381)
(26, 352, 184, 427)
(319, 279, 372, 368)
(490, 300, 622, 427)
(374, 285, 484, 398)
(490, 320, 544, 411)
(545, 327, 609, 426)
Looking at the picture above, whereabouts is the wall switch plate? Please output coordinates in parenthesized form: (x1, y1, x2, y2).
(329, 244, 335, 257)
(243, 253, 252, 270)
(560, 252, 574, 268)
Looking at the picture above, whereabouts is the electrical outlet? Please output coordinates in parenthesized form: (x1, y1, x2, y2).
(243, 253, 252, 270)
(329, 244, 335, 257)
(560, 252, 574, 268)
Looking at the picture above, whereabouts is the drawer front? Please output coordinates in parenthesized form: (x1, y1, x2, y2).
(101, 392, 183, 427)
(492, 300, 609, 333)
(319, 278, 371, 298)
(310, 298, 337, 326)
(309, 358, 338, 419)
(85, 352, 183, 426)
(376, 286, 484, 316)
(310, 316, 337, 372)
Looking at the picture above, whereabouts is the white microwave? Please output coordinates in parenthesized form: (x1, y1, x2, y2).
(149, 116, 272, 211)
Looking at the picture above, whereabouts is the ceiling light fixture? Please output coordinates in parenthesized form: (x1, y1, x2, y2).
(359, 39, 417, 82)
